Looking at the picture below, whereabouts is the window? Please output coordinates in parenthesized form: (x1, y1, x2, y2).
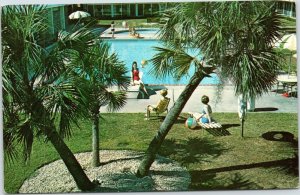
(152, 4, 159, 15)
(113, 4, 122, 16)
(137, 4, 144, 16)
(121, 4, 129, 17)
(144, 3, 152, 16)
(103, 4, 111, 16)
(53, 9, 62, 36)
(129, 4, 136, 17)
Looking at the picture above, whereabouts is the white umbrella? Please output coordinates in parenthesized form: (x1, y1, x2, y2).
(282, 33, 297, 51)
(69, 11, 91, 20)
(281, 34, 297, 75)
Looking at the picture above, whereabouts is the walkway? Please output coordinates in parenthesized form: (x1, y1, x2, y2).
(100, 27, 158, 39)
(100, 85, 298, 113)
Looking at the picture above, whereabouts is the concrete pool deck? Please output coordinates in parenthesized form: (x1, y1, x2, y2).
(100, 27, 159, 39)
(100, 85, 298, 113)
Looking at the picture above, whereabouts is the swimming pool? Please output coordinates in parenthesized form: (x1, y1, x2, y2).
(106, 39, 219, 85)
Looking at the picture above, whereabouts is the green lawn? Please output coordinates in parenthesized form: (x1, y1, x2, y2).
(4, 113, 298, 193)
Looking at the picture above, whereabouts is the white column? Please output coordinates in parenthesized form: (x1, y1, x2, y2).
(111, 4, 114, 17)
(127, 4, 130, 16)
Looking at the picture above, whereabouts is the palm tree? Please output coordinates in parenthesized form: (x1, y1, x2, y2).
(76, 41, 130, 167)
(137, 1, 282, 177)
(2, 5, 98, 191)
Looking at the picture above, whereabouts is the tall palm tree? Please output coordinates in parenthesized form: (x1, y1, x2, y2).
(76, 40, 130, 167)
(137, 1, 282, 177)
(2, 5, 97, 191)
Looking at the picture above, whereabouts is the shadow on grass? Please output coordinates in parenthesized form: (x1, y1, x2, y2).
(176, 117, 238, 137)
(190, 172, 262, 190)
(145, 115, 166, 121)
(262, 131, 299, 176)
(159, 137, 227, 165)
(189, 157, 297, 190)
(262, 131, 295, 142)
(173, 115, 188, 124)
(144, 115, 188, 123)
(205, 128, 230, 136)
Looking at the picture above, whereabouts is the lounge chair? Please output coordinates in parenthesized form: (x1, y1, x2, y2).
(188, 112, 222, 129)
(145, 97, 170, 120)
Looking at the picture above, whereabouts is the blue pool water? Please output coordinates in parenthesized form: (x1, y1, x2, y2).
(106, 39, 219, 85)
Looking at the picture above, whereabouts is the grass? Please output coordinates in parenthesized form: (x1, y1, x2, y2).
(4, 113, 298, 193)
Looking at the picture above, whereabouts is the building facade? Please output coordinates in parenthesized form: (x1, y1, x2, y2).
(79, 1, 295, 19)
(276, 0, 296, 18)
(81, 3, 170, 19)
(42, 5, 69, 47)
(45, 5, 68, 35)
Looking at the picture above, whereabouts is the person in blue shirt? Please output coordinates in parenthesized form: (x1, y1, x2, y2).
(193, 95, 214, 124)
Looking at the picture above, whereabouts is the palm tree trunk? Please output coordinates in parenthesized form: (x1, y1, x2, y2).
(35, 102, 96, 191)
(92, 109, 100, 167)
(44, 126, 96, 191)
(137, 69, 211, 177)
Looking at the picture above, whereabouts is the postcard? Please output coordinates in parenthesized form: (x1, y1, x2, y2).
(1, 0, 298, 194)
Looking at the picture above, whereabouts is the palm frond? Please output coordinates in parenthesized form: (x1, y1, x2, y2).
(3, 129, 19, 164)
(104, 91, 128, 112)
(159, 3, 204, 45)
(149, 44, 199, 79)
(36, 75, 86, 139)
(57, 28, 96, 53)
(16, 120, 34, 163)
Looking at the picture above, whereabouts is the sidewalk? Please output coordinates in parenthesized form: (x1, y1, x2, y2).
(100, 85, 298, 113)
(100, 27, 158, 39)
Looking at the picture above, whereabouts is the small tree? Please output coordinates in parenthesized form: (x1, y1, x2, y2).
(137, 1, 282, 177)
(76, 40, 130, 167)
(2, 5, 98, 191)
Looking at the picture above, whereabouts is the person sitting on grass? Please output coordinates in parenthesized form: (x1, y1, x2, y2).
(193, 95, 215, 124)
(145, 89, 170, 120)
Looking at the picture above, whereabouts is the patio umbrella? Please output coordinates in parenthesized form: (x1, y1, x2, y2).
(278, 34, 297, 75)
(281, 33, 297, 51)
(69, 11, 91, 20)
